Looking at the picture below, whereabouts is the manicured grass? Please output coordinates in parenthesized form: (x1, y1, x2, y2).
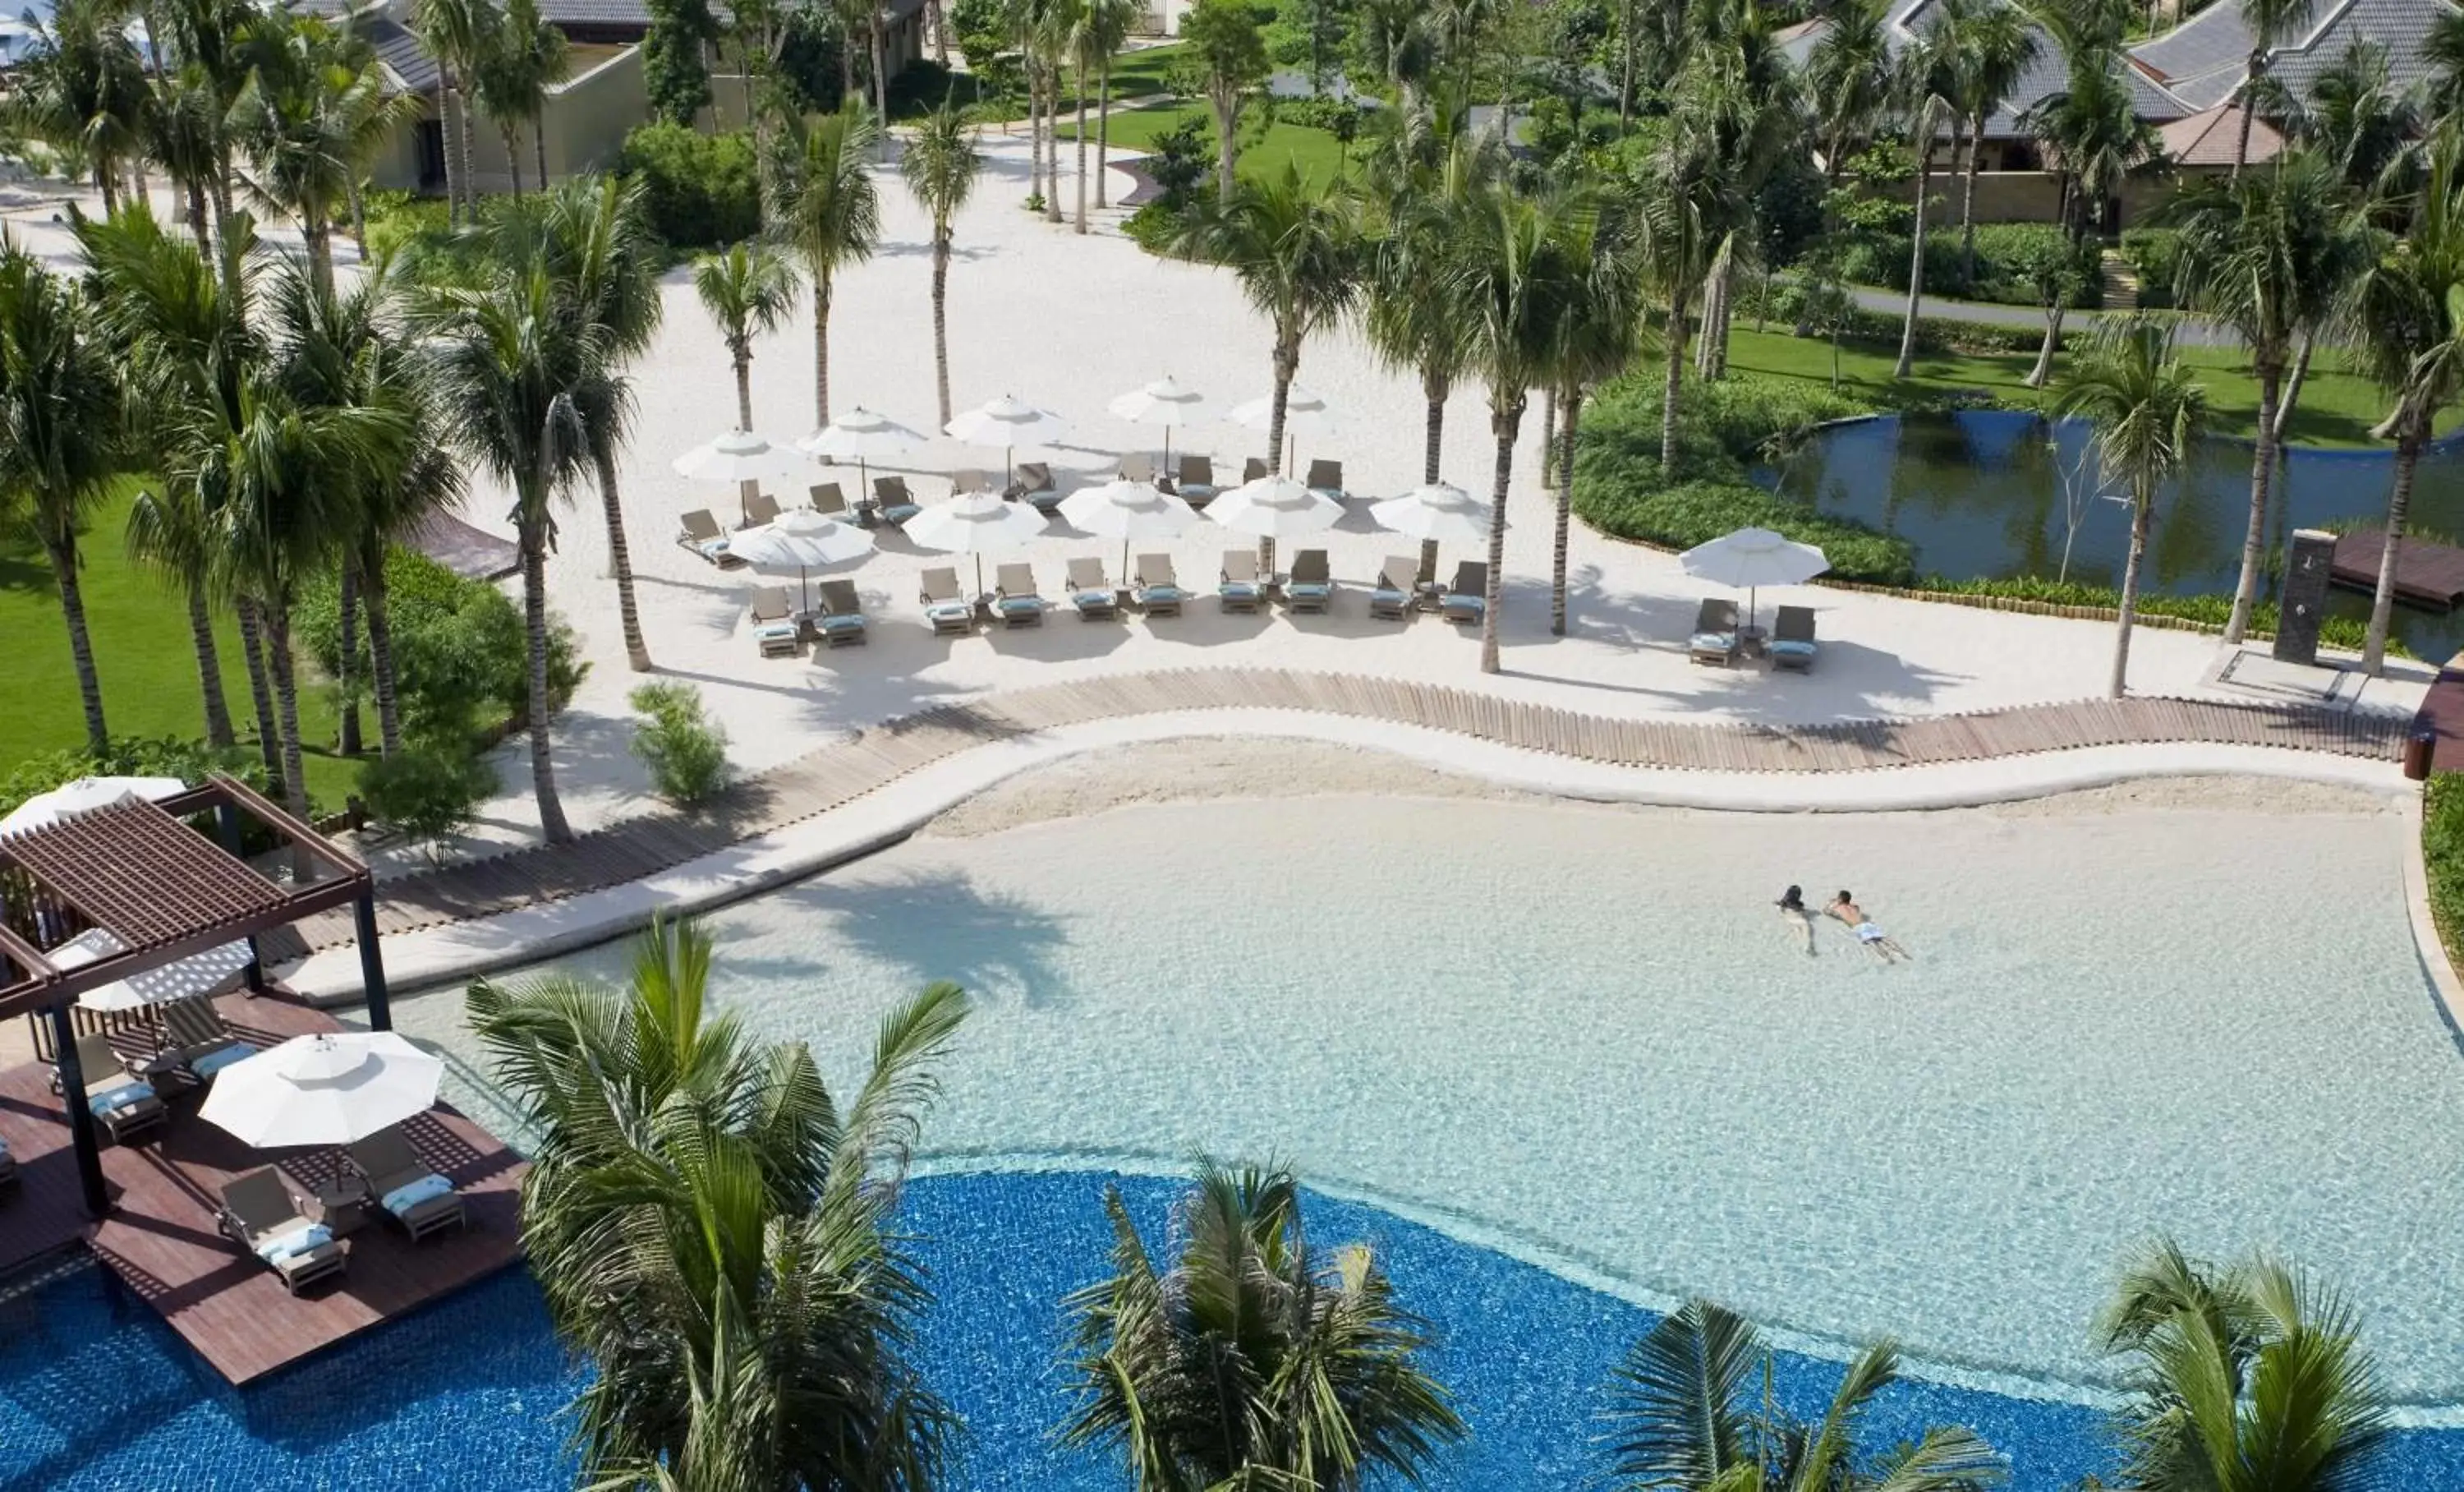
(919, 44, 1187, 121)
(1058, 102, 1353, 190)
(0, 480, 363, 809)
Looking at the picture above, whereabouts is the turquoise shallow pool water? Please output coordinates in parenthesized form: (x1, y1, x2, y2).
(399, 793, 2464, 1411)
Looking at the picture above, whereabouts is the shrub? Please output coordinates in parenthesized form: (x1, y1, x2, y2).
(1273, 94, 1366, 140)
(1901, 575, 2395, 654)
(359, 745, 495, 855)
(628, 683, 731, 804)
(1832, 222, 2094, 307)
(618, 123, 760, 249)
(2119, 228, 2183, 310)
(1124, 197, 1190, 252)
(1146, 117, 1211, 204)
(0, 737, 270, 823)
(1575, 478, 1917, 584)
(2426, 773, 2464, 967)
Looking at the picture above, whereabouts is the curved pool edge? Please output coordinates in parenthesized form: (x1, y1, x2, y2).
(279, 709, 2413, 1006)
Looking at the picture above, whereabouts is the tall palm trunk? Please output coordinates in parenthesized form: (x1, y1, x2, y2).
(1660, 283, 1689, 473)
(347, 176, 369, 260)
(2025, 302, 2065, 388)
(443, 81, 468, 223)
(263, 601, 313, 827)
(2111, 482, 2153, 697)
(1043, 69, 1064, 223)
(235, 597, 286, 790)
(2274, 332, 2315, 442)
(926, 0, 947, 64)
(306, 219, 334, 297)
(733, 348, 755, 429)
(2365, 425, 2422, 675)
(595, 447, 654, 672)
(536, 119, 549, 191)
(1960, 112, 1986, 280)
(454, 81, 479, 214)
(1895, 124, 1935, 380)
(45, 538, 108, 754)
(98, 163, 118, 217)
(1419, 369, 1446, 583)
(1073, 60, 1090, 233)
(931, 224, 954, 425)
(518, 520, 573, 842)
(2225, 356, 2282, 643)
(186, 178, 212, 248)
(503, 126, 525, 198)
(1480, 402, 1520, 674)
(1255, 334, 1300, 574)
(812, 268, 834, 425)
(185, 581, 235, 748)
(365, 553, 404, 755)
(337, 566, 364, 755)
(1538, 386, 1556, 485)
(1095, 58, 1114, 208)
(1552, 386, 1583, 637)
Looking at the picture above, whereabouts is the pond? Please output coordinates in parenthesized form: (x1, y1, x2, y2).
(1759, 411, 2464, 661)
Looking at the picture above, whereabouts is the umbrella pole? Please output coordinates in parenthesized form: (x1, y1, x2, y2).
(739, 477, 757, 527)
(975, 553, 986, 600)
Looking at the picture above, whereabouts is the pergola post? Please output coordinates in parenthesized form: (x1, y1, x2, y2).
(354, 891, 391, 1032)
(48, 1002, 109, 1216)
(213, 802, 268, 994)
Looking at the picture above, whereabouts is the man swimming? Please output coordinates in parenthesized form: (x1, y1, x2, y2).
(1825, 890, 1911, 963)
(1776, 885, 1815, 955)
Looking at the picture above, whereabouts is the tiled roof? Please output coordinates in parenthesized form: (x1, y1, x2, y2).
(2157, 100, 2285, 163)
(366, 15, 439, 95)
(2130, 0, 2464, 112)
(1791, 3, 2193, 140)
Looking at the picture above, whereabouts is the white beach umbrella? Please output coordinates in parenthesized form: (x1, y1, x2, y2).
(727, 508, 875, 611)
(673, 429, 810, 524)
(1678, 527, 1830, 629)
(904, 490, 1052, 593)
(200, 1031, 444, 1148)
(1207, 474, 1344, 572)
(1060, 477, 1201, 575)
(798, 407, 926, 518)
(1106, 376, 1209, 465)
(0, 776, 186, 837)
(1226, 385, 1337, 474)
(1372, 481, 1495, 583)
(47, 926, 253, 1014)
(945, 394, 1070, 485)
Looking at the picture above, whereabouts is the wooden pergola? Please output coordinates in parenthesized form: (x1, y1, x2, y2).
(0, 772, 390, 1216)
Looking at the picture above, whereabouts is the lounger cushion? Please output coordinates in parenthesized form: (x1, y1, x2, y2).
(1073, 589, 1114, 606)
(89, 1081, 154, 1117)
(1692, 630, 1737, 652)
(880, 504, 922, 523)
(1308, 487, 1343, 502)
(190, 1043, 254, 1079)
(692, 537, 729, 561)
(256, 1222, 333, 1264)
(1289, 583, 1331, 598)
(1443, 595, 1486, 615)
(382, 1172, 455, 1218)
(996, 596, 1041, 615)
(820, 615, 866, 634)
(1770, 639, 1817, 657)
(753, 622, 798, 642)
(1141, 586, 1185, 602)
(1221, 583, 1261, 599)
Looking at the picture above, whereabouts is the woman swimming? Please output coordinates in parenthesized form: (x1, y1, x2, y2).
(1825, 890, 1911, 963)
(1776, 885, 1815, 956)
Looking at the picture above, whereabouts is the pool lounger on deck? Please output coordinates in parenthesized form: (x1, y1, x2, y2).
(675, 509, 741, 567)
(994, 564, 1046, 627)
(1068, 557, 1119, 619)
(1220, 550, 1263, 612)
(161, 995, 257, 1083)
(220, 1167, 347, 1294)
(1135, 554, 1184, 616)
(1689, 597, 1741, 665)
(1369, 555, 1418, 619)
(920, 567, 975, 635)
(816, 579, 868, 646)
(1771, 605, 1818, 670)
(1285, 549, 1333, 612)
(1177, 456, 1218, 507)
(1439, 561, 1487, 624)
(73, 1034, 166, 1145)
(347, 1127, 469, 1242)
(749, 587, 799, 657)
(873, 476, 923, 527)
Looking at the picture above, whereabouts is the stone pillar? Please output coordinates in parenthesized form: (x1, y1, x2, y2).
(2275, 528, 2335, 666)
(49, 1002, 109, 1216)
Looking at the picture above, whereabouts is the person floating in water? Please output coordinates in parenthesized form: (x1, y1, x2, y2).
(1776, 884, 1816, 956)
(1825, 891, 1911, 963)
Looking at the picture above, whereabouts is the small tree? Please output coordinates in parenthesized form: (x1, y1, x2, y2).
(629, 681, 731, 804)
(1799, 251, 1857, 389)
(360, 745, 495, 862)
(1179, 0, 1269, 205)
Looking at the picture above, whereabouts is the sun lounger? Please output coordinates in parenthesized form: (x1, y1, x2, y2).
(346, 1126, 469, 1243)
(71, 1034, 165, 1145)
(809, 481, 850, 518)
(676, 509, 741, 567)
(160, 995, 256, 1084)
(816, 579, 867, 647)
(749, 587, 799, 656)
(1286, 549, 1333, 612)
(1440, 561, 1487, 625)
(873, 476, 922, 527)
(920, 567, 974, 635)
(1119, 451, 1155, 484)
(1689, 597, 1741, 665)
(1305, 458, 1345, 502)
(953, 467, 988, 495)
(994, 563, 1045, 627)
(1067, 556, 1119, 619)
(1242, 457, 1270, 485)
(1771, 605, 1818, 670)
(742, 491, 781, 528)
(1014, 461, 1062, 512)
(219, 1167, 347, 1293)
(1369, 555, 1418, 620)
(1220, 550, 1263, 612)
(1135, 554, 1184, 616)
(1177, 455, 1218, 507)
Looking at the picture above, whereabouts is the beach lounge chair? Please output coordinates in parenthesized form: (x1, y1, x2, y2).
(953, 467, 988, 495)
(71, 1034, 165, 1145)
(873, 476, 922, 527)
(742, 491, 782, 528)
(1369, 555, 1418, 620)
(1439, 561, 1487, 625)
(1306, 459, 1345, 502)
(676, 509, 741, 567)
(1286, 550, 1333, 612)
(160, 995, 256, 1084)
(1177, 455, 1218, 506)
(1119, 451, 1155, 484)
(815, 579, 867, 647)
(1135, 554, 1184, 616)
(994, 563, 1045, 627)
(920, 567, 975, 635)
(809, 481, 851, 518)
(1689, 597, 1741, 665)
(346, 1126, 469, 1243)
(1220, 550, 1263, 612)
(1014, 462, 1062, 512)
(1067, 556, 1119, 619)
(1242, 457, 1270, 485)
(219, 1167, 347, 1294)
(1771, 605, 1818, 670)
(749, 587, 799, 657)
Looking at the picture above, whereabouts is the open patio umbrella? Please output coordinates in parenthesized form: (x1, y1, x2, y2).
(1106, 375, 1208, 467)
(1678, 526, 1830, 629)
(673, 429, 811, 524)
(1060, 477, 1201, 577)
(798, 407, 926, 518)
(945, 394, 1069, 486)
(726, 507, 875, 612)
(904, 490, 1052, 595)
(1371, 482, 1493, 584)
(48, 926, 253, 1014)
(200, 1031, 444, 1147)
(1207, 473, 1343, 573)
(1226, 385, 1336, 475)
(0, 775, 186, 837)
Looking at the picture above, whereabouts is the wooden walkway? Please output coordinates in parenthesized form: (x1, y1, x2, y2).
(0, 988, 525, 1384)
(2331, 531, 2464, 610)
(285, 669, 2410, 956)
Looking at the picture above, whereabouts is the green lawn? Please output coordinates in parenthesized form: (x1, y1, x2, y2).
(1059, 102, 1354, 191)
(0, 480, 362, 808)
(903, 44, 1187, 121)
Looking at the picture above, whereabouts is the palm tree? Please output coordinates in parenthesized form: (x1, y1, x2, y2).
(694, 240, 801, 432)
(162, 0, 261, 288)
(1940, 0, 2036, 279)
(1069, 0, 1102, 233)
(2230, 0, 2315, 175)
(11, 0, 153, 214)
(126, 481, 237, 748)
(229, 12, 359, 295)
(1547, 202, 1647, 638)
(765, 103, 881, 429)
(1604, 1299, 2003, 1490)
(899, 102, 982, 427)
(1063, 1159, 1463, 1490)
(0, 242, 124, 756)
(467, 916, 968, 1490)
(2163, 152, 2370, 644)
(1803, 0, 1893, 193)
(1892, 18, 1961, 381)
(473, 0, 568, 197)
(2022, 23, 2158, 245)
(1030, 0, 1080, 223)
(2053, 319, 2207, 698)
(2350, 136, 2464, 675)
(1085, 0, 1140, 210)
(425, 265, 598, 842)
(1182, 0, 1269, 205)
(411, 0, 498, 225)
(2098, 1240, 2389, 1491)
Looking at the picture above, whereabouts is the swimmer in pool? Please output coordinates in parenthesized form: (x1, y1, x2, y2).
(1776, 884, 1815, 955)
(1825, 890, 1911, 963)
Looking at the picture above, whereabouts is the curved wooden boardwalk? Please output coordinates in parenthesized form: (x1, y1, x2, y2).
(284, 668, 2407, 955)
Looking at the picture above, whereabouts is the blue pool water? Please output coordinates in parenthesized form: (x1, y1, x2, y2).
(6, 1171, 2464, 1490)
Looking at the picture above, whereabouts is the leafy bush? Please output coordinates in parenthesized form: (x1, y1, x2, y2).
(1124, 197, 1191, 252)
(618, 123, 760, 249)
(1576, 478, 1919, 585)
(1272, 94, 1367, 140)
(1146, 117, 1212, 204)
(0, 737, 270, 822)
(1901, 575, 2393, 653)
(628, 683, 731, 804)
(359, 745, 495, 854)
(1578, 371, 1876, 486)
(2119, 228, 2182, 310)
(1832, 222, 2096, 307)
(2426, 772, 2464, 967)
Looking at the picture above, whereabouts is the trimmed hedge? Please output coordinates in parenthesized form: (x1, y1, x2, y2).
(1580, 478, 1919, 584)
(1836, 222, 2098, 309)
(2427, 772, 2464, 970)
(618, 123, 761, 249)
(1895, 575, 2391, 654)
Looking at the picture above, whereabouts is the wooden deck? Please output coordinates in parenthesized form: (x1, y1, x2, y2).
(2330, 531, 2464, 610)
(0, 988, 525, 1384)
(277, 668, 2412, 959)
